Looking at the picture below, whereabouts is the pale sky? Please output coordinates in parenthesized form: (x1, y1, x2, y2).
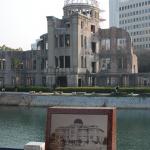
(0, 0, 109, 50)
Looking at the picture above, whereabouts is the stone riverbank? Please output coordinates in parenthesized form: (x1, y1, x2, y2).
(0, 92, 150, 108)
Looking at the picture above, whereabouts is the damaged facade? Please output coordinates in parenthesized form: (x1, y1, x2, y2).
(46, 0, 138, 88)
(0, 36, 48, 87)
(0, 0, 139, 88)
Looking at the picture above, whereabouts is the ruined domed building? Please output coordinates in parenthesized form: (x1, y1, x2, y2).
(46, 0, 138, 87)
(0, 0, 141, 88)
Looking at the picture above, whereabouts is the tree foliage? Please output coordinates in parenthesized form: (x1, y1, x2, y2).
(0, 45, 23, 51)
(11, 58, 22, 69)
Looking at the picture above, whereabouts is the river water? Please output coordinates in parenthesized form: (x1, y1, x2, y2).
(0, 106, 150, 150)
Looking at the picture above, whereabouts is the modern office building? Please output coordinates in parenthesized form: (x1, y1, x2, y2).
(109, 0, 150, 50)
(109, 0, 119, 27)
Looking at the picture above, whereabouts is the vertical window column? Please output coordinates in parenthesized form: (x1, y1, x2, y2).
(91, 62, 96, 73)
(55, 56, 59, 68)
(59, 56, 64, 68)
(33, 60, 36, 70)
(91, 42, 96, 53)
(85, 56, 87, 68)
(0, 59, 5, 70)
(55, 35, 58, 48)
(81, 56, 84, 68)
(81, 35, 83, 48)
(59, 34, 64, 47)
(84, 36, 87, 49)
(65, 56, 70, 68)
(91, 25, 95, 33)
(65, 34, 70, 47)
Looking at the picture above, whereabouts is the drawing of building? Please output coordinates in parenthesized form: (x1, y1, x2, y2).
(50, 118, 106, 150)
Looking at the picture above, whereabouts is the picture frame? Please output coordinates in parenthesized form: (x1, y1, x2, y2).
(45, 107, 116, 150)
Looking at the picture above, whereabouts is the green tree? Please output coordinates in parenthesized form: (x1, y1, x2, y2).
(0, 45, 23, 51)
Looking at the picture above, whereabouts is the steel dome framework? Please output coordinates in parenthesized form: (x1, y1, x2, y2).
(63, 0, 100, 18)
(64, 0, 99, 7)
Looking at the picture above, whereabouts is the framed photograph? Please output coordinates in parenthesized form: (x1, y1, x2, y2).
(45, 107, 116, 150)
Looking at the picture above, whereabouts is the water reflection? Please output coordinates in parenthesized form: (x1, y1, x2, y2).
(117, 109, 150, 150)
(0, 106, 47, 148)
(0, 107, 150, 150)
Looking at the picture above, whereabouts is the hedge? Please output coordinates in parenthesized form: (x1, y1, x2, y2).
(1, 86, 150, 94)
(0, 86, 51, 93)
(56, 87, 150, 94)
(56, 87, 115, 93)
(120, 87, 150, 94)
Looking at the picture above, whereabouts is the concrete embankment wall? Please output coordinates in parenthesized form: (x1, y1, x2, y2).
(0, 92, 150, 108)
